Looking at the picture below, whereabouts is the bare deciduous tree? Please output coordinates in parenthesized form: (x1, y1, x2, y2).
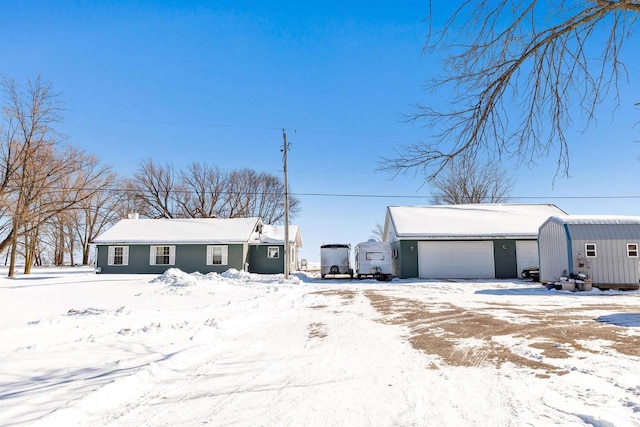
(246, 171, 300, 224)
(178, 163, 228, 218)
(13, 148, 110, 274)
(131, 161, 299, 224)
(133, 159, 178, 219)
(113, 178, 147, 220)
(70, 164, 125, 265)
(381, 1, 639, 180)
(370, 223, 385, 241)
(0, 76, 115, 275)
(431, 156, 513, 205)
(1, 75, 63, 276)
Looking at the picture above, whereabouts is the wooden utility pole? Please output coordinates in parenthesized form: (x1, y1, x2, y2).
(282, 129, 290, 280)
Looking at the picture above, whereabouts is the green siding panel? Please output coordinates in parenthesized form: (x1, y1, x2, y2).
(96, 244, 246, 274)
(248, 245, 284, 274)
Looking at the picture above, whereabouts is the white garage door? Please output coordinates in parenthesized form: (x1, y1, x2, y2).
(418, 241, 495, 279)
(516, 240, 538, 276)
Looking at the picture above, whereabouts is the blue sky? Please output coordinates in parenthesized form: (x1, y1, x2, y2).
(1, 1, 638, 262)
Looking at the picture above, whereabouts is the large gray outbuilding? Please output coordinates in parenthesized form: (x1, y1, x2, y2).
(92, 217, 302, 275)
(538, 216, 640, 289)
(383, 204, 567, 279)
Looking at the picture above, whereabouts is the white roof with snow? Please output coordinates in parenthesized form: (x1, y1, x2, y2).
(92, 217, 262, 244)
(546, 215, 640, 225)
(254, 225, 303, 246)
(386, 204, 566, 240)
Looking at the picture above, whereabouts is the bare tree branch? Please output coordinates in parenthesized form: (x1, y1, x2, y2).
(381, 0, 638, 180)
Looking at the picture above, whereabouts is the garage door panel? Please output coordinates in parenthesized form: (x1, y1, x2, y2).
(418, 241, 495, 279)
(516, 241, 538, 276)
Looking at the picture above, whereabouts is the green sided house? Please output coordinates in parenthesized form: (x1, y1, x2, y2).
(92, 217, 302, 275)
(383, 204, 566, 279)
(247, 224, 303, 275)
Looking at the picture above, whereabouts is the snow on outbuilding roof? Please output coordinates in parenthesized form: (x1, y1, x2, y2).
(92, 217, 262, 244)
(387, 204, 566, 240)
(254, 224, 303, 247)
(546, 215, 640, 226)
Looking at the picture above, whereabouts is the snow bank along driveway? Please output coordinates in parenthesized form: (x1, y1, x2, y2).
(1, 268, 640, 426)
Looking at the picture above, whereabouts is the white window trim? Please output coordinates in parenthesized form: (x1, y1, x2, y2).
(627, 243, 638, 258)
(206, 245, 229, 265)
(149, 245, 176, 266)
(585, 243, 597, 258)
(107, 246, 129, 266)
(267, 246, 280, 259)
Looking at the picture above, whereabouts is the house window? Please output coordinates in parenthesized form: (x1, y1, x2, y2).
(268, 246, 280, 259)
(392, 247, 399, 259)
(627, 243, 638, 258)
(150, 246, 175, 265)
(108, 246, 128, 266)
(207, 245, 228, 265)
(585, 243, 597, 258)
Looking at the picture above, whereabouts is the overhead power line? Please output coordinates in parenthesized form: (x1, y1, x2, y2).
(68, 112, 416, 141)
(4, 184, 640, 201)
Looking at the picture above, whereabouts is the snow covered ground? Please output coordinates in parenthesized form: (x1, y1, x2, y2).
(1, 267, 639, 426)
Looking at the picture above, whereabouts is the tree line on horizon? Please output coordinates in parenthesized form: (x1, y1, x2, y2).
(0, 76, 299, 277)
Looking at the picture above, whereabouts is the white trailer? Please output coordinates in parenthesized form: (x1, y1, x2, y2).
(320, 244, 353, 279)
(355, 241, 393, 281)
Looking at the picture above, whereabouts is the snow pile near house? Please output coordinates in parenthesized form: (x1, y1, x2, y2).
(151, 267, 201, 287)
(150, 268, 303, 296)
(220, 268, 303, 286)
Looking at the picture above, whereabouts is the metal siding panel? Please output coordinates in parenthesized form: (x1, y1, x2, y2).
(571, 239, 638, 285)
(539, 220, 570, 282)
(570, 239, 589, 277)
(567, 224, 640, 240)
